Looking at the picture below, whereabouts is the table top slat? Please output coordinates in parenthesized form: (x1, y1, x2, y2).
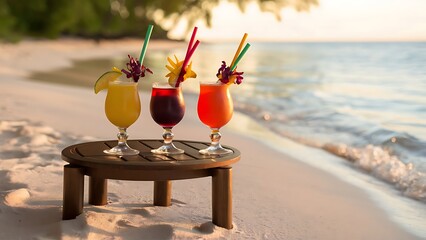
(183, 142, 210, 150)
(119, 154, 153, 163)
(132, 140, 196, 161)
(128, 141, 154, 153)
(104, 140, 119, 148)
(144, 154, 175, 162)
(167, 153, 195, 161)
(139, 140, 163, 149)
(76, 142, 110, 157)
(172, 141, 212, 159)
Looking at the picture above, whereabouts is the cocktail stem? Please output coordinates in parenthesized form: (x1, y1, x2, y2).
(210, 128, 221, 146)
(117, 127, 129, 147)
(163, 127, 174, 144)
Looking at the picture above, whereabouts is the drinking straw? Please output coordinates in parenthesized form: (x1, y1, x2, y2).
(138, 24, 154, 65)
(230, 33, 248, 68)
(183, 40, 200, 69)
(186, 26, 198, 58)
(230, 43, 251, 72)
(175, 40, 200, 87)
(175, 27, 200, 87)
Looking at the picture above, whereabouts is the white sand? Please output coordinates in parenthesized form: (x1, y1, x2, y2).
(0, 39, 421, 239)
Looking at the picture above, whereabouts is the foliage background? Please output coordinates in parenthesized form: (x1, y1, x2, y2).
(0, 0, 317, 42)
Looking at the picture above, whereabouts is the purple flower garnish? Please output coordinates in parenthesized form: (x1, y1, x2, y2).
(216, 61, 244, 85)
(121, 55, 153, 82)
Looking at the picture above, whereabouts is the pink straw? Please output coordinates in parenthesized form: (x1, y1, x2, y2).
(186, 27, 198, 58)
(175, 40, 200, 87)
(183, 40, 200, 69)
(175, 27, 200, 87)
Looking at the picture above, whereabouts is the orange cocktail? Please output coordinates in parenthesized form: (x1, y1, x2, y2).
(197, 82, 234, 155)
(198, 83, 233, 128)
(197, 33, 250, 155)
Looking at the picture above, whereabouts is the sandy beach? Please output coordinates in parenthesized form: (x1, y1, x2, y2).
(0, 38, 421, 239)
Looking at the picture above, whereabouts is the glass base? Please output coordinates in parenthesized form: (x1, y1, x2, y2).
(199, 144, 233, 156)
(151, 143, 184, 155)
(104, 144, 139, 156)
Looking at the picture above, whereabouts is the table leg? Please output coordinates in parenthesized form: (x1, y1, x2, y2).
(212, 166, 233, 229)
(154, 181, 172, 206)
(62, 164, 84, 220)
(89, 177, 108, 205)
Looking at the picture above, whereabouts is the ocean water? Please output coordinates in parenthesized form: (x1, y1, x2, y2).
(192, 42, 426, 204)
(213, 42, 426, 236)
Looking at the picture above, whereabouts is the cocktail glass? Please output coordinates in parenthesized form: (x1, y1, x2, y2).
(104, 80, 141, 155)
(197, 82, 233, 155)
(150, 83, 185, 155)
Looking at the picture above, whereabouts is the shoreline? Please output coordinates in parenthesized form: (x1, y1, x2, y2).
(228, 111, 426, 238)
(0, 38, 422, 239)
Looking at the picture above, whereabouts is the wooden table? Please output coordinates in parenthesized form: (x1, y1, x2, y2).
(61, 139, 240, 229)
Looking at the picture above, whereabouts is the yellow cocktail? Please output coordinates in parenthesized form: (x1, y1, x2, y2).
(94, 27, 154, 156)
(103, 80, 141, 155)
(105, 81, 141, 128)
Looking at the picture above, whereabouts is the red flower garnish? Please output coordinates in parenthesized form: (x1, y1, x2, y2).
(121, 55, 153, 82)
(216, 61, 244, 85)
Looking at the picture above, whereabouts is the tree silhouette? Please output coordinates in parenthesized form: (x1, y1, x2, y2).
(0, 0, 318, 41)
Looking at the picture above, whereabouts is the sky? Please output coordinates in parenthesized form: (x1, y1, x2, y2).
(168, 0, 426, 42)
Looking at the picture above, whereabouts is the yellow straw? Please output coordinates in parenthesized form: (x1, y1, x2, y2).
(230, 33, 248, 68)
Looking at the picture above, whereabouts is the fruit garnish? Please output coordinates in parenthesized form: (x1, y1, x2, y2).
(217, 61, 244, 85)
(217, 33, 249, 86)
(165, 27, 199, 87)
(165, 55, 197, 87)
(121, 55, 152, 82)
(94, 70, 122, 94)
(112, 67, 122, 73)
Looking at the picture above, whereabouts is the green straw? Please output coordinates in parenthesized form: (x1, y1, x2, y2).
(138, 24, 154, 65)
(230, 43, 250, 71)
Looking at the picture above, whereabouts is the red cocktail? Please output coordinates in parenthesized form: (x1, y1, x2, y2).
(150, 83, 185, 154)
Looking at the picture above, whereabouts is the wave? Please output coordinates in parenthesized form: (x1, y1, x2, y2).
(234, 102, 426, 203)
(323, 143, 426, 202)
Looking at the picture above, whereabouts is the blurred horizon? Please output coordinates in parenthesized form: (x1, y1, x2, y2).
(173, 0, 426, 42)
